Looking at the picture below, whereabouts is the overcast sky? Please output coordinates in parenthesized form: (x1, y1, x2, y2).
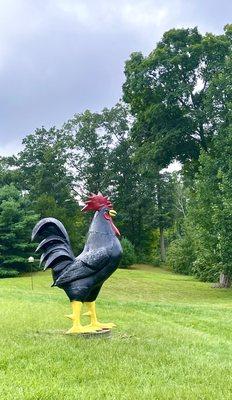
(0, 0, 231, 156)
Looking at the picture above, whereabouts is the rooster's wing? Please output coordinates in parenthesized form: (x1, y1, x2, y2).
(54, 248, 110, 286)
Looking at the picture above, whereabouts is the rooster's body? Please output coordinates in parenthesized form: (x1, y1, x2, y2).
(32, 193, 122, 334)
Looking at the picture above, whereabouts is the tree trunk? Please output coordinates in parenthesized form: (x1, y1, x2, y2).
(199, 124, 208, 152)
(159, 227, 166, 262)
(219, 273, 231, 288)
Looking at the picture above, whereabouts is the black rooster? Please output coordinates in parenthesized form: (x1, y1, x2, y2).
(32, 193, 122, 334)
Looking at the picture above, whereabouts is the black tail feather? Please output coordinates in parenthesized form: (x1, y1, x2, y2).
(32, 218, 70, 243)
(35, 235, 67, 253)
(44, 252, 73, 270)
(32, 218, 75, 273)
(39, 244, 71, 266)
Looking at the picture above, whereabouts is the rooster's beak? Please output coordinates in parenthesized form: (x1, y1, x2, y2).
(109, 209, 117, 217)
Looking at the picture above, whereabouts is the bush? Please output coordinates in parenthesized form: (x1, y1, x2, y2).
(192, 258, 221, 282)
(119, 237, 137, 268)
(167, 236, 196, 275)
(0, 268, 19, 278)
(137, 253, 161, 266)
(151, 256, 162, 267)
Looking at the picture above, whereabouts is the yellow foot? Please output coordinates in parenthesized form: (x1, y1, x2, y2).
(66, 324, 100, 335)
(88, 322, 116, 330)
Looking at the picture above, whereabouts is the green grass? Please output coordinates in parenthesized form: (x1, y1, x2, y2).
(0, 265, 232, 400)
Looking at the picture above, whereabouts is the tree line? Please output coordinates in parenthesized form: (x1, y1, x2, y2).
(0, 25, 231, 286)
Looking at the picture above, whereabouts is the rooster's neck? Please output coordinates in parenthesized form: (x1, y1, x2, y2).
(88, 211, 113, 236)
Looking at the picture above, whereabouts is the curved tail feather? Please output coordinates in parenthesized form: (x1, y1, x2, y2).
(32, 218, 70, 243)
(39, 244, 71, 268)
(32, 218, 75, 273)
(35, 235, 67, 252)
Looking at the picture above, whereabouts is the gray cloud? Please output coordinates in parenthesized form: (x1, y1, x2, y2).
(0, 0, 231, 155)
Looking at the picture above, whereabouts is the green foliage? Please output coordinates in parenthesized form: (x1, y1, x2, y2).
(34, 194, 86, 254)
(119, 237, 137, 268)
(64, 109, 111, 195)
(169, 123, 232, 283)
(183, 50, 232, 283)
(123, 26, 230, 168)
(0, 184, 38, 275)
(0, 268, 19, 278)
(122, 26, 232, 262)
(167, 235, 195, 275)
(63, 103, 172, 258)
(11, 127, 86, 255)
(192, 258, 221, 283)
(147, 229, 161, 266)
(17, 127, 73, 204)
(0, 157, 20, 187)
(124, 28, 232, 279)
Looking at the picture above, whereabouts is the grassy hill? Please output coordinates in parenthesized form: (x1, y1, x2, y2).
(0, 266, 231, 399)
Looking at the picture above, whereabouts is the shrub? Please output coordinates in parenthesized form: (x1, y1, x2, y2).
(167, 236, 196, 275)
(119, 237, 137, 268)
(151, 256, 162, 267)
(0, 268, 19, 278)
(192, 258, 221, 282)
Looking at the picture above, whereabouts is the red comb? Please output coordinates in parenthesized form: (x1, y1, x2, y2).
(82, 192, 113, 212)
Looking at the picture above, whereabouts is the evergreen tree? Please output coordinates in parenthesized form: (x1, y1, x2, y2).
(0, 185, 38, 277)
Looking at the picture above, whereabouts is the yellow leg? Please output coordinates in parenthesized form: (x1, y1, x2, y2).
(84, 301, 116, 330)
(66, 301, 99, 334)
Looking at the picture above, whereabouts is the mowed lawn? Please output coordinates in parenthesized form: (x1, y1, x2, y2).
(0, 266, 232, 400)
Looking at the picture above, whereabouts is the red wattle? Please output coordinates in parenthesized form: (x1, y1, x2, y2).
(104, 213, 120, 236)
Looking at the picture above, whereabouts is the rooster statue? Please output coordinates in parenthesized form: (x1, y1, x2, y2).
(31, 193, 122, 334)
